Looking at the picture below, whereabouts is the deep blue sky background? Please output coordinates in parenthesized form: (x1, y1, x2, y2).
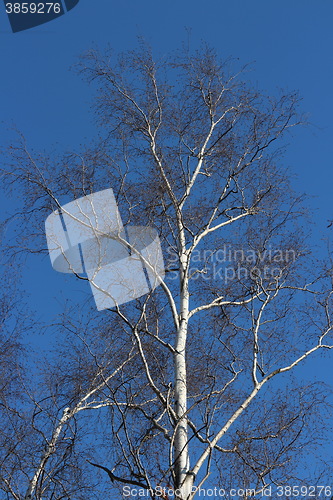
(0, 0, 333, 466)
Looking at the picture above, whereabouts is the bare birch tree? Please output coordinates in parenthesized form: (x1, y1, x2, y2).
(1, 42, 333, 500)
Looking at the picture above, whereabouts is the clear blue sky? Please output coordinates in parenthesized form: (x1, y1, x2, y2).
(0, 0, 332, 429)
(1, 1, 332, 218)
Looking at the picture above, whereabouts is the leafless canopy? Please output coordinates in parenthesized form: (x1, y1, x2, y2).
(1, 42, 333, 500)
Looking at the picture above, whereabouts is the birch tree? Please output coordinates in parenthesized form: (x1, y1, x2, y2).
(1, 42, 333, 500)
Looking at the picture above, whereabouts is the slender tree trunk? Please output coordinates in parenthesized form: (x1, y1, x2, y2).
(174, 254, 193, 500)
(24, 408, 71, 500)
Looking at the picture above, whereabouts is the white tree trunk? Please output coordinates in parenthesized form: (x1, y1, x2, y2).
(24, 408, 71, 500)
(174, 253, 193, 500)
